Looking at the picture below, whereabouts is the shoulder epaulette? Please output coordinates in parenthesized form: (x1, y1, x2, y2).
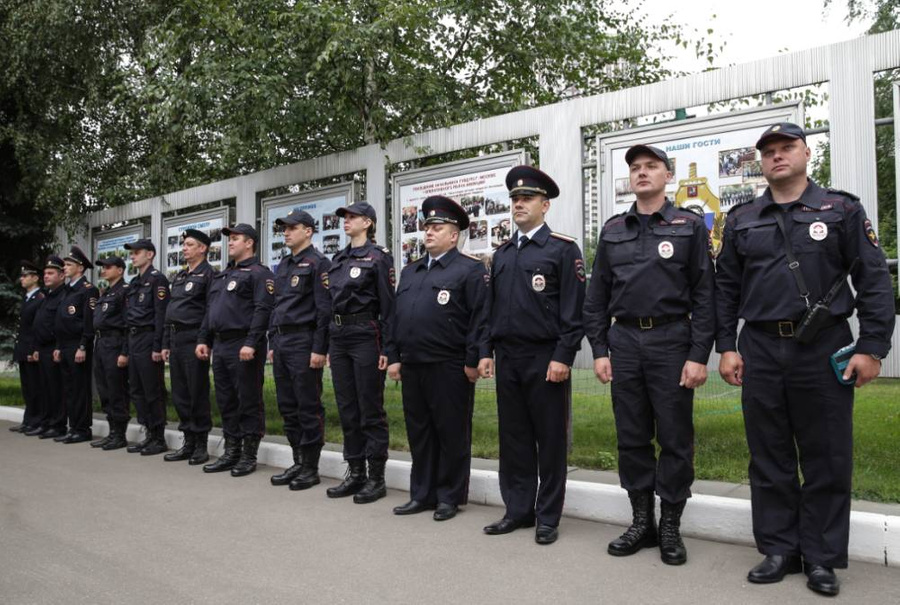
(727, 199, 755, 215)
(459, 252, 481, 262)
(83, 281, 93, 288)
(826, 187, 860, 202)
(673, 206, 704, 220)
(380, 246, 391, 255)
(603, 211, 627, 225)
(550, 232, 576, 243)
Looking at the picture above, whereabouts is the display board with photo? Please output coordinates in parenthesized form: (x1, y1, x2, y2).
(163, 212, 227, 281)
(262, 188, 351, 272)
(95, 230, 142, 280)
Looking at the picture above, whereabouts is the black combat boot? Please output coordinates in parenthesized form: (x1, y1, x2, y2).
(326, 459, 367, 498)
(140, 426, 169, 456)
(608, 491, 658, 556)
(127, 427, 154, 453)
(164, 432, 196, 461)
(102, 422, 128, 450)
(203, 436, 242, 473)
(189, 432, 209, 465)
(231, 435, 261, 477)
(658, 500, 687, 565)
(289, 445, 322, 491)
(271, 443, 303, 486)
(353, 458, 387, 504)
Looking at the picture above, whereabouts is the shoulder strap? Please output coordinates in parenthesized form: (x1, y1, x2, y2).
(771, 211, 810, 308)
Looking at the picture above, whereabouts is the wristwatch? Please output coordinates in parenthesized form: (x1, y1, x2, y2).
(78, 344, 86, 352)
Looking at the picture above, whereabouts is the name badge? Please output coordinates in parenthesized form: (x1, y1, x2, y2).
(185, 282, 194, 292)
(102, 302, 108, 311)
(437, 289, 450, 305)
(291, 275, 300, 287)
(658, 241, 674, 259)
(67, 305, 76, 315)
(349, 267, 361, 279)
(227, 280, 237, 291)
(810, 221, 828, 241)
(532, 274, 546, 292)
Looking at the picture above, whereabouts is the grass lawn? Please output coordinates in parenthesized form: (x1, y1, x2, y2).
(2, 367, 898, 503)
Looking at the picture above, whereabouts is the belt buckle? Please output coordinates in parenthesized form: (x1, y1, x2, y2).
(778, 321, 794, 338)
(639, 317, 653, 330)
(334, 315, 343, 327)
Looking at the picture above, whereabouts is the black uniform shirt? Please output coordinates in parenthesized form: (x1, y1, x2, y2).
(55, 276, 99, 349)
(92, 280, 128, 355)
(387, 247, 489, 367)
(270, 245, 333, 355)
(163, 260, 216, 349)
(715, 180, 895, 357)
(13, 289, 44, 362)
(33, 285, 65, 349)
(584, 200, 716, 363)
(327, 241, 396, 356)
(126, 266, 171, 352)
(198, 256, 275, 349)
(481, 223, 586, 366)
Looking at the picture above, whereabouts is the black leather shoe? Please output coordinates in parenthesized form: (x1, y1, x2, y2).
(91, 434, 113, 448)
(9, 423, 25, 432)
(747, 555, 803, 584)
(483, 517, 535, 535)
(393, 500, 432, 515)
(24, 426, 46, 437)
(535, 524, 558, 545)
(39, 427, 63, 439)
(62, 431, 92, 444)
(433, 503, 458, 521)
(805, 564, 840, 596)
(53, 431, 72, 442)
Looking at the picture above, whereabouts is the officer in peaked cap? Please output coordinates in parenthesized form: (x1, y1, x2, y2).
(716, 122, 895, 596)
(197, 223, 275, 477)
(90, 256, 131, 450)
(161, 228, 216, 464)
(10, 261, 44, 434)
(387, 195, 488, 521)
(52, 246, 100, 443)
(123, 238, 171, 455)
(584, 144, 714, 566)
(479, 165, 586, 544)
(267, 208, 333, 490)
(27, 256, 67, 438)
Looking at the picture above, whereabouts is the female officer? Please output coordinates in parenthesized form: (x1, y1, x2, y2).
(325, 201, 396, 504)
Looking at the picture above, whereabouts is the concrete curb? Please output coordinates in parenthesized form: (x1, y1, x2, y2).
(2, 405, 893, 567)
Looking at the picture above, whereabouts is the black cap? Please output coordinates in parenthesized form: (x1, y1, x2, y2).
(182, 228, 211, 247)
(756, 122, 806, 150)
(336, 201, 377, 221)
(422, 196, 470, 230)
(506, 165, 560, 199)
(64, 245, 93, 269)
(275, 208, 316, 229)
(124, 238, 157, 253)
(20, 260, 40, 276)
(222, 223, 259, 242)
(625, 144, 671, 171)
(45, 255, 65, 271)
(96, 256, 126, 269)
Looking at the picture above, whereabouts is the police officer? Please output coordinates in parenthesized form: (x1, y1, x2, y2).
(197, 224, 275, 477)
(52, 246, 99, 444)
(325, 201, 395, 503)
(387, 196, 488, 521)
(716, 123, 895, 596)
(123, 238, 170, 456)
(268, 209, 332, 490)
(28, 257, 66, 438)
(10, 261, 44, 434)
(89, 256, 131, 450)
(478, 166, 586, 545)
(161, 229, 216, 465)
(584, 145, 715, 565)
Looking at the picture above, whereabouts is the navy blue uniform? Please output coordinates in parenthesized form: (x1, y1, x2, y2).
(387, 248, 489, 506)
(327, 241, 395, 461)
(481, 224, 586, 527)
(93, 280, 131, 425)
(584, 201, 715, 504)
(125, 267, 170, 431)
(198, 257, 275, 439)
(715, 181, 895, 568)
(32, 285, 65, 431)
(270, 246, 332, 449)
(164, 261, 215, 435)
(15, 288, 44, 428)
(55, 277, 99, 433)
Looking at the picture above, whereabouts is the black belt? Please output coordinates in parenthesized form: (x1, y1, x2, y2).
(615, 314, 688, 330)
(215, 329, 248, 341)
(168, 323, 200, 333)
(96, 329, 125, 338)
(333, 312, 375, 326)
(274, 324, 314, 335)
(128, 325, 154, 335)
(748, 317, 843, 339)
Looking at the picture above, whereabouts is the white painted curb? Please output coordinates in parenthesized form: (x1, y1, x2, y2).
(1, 405, 894, 567)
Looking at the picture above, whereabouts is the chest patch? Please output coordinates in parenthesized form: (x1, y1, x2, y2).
(532, 274, 546, 292)
(809, 222, 828, 241)
(658, 241, 674, 259)
(437, 289, 450, 305)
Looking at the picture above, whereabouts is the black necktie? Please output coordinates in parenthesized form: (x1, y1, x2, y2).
(518, 235, 529, 249)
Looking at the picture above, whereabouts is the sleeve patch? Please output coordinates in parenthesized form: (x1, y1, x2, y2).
(321, 272, 330, 289)
(389, 267, 396, 288)
(88, 297, 97, 310)
(156, 287, 168, 300)
(864, 219, 879, 248)
(574, 258, 586, 282)
(265, 279, 275, 294)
